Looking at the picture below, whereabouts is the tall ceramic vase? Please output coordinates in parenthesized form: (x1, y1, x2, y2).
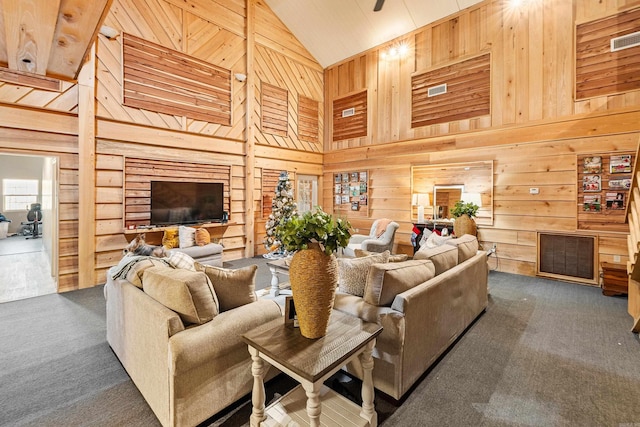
(289, 243, 338, 339)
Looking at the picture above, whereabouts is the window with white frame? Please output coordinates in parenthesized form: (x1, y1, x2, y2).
(3, 179, 39, 211)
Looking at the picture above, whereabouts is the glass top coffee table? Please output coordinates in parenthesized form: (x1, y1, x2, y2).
(242, 310, 383, 427)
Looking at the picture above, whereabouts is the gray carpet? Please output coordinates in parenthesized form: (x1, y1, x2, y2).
(1, 270, 639, 426)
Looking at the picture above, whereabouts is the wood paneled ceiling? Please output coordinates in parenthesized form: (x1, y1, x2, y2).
(0, 0, 113, 82)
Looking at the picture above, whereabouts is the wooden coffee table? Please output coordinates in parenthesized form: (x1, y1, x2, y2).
(242, 310, 383, 427)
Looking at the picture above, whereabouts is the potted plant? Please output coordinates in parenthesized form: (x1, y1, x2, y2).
(276, 207, 351, 338)
(451, 200, 480, 237)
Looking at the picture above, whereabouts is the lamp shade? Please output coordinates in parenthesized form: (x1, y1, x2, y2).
(412, 193, 432, 206)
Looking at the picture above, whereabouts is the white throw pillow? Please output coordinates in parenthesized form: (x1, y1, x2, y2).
(178, 225, 196, 248)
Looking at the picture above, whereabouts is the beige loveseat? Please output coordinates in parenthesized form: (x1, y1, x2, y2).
(104, 256, 282, 427)
(333, 234, 488, 400)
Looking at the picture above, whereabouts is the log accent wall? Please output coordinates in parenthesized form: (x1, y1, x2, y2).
(576, 7, 640, 100)
(332, 90, 368, 142)
(261, 82, 288, 136)
(298, 95, 319, 143)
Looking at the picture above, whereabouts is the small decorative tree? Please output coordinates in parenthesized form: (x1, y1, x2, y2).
(264, 171, 297, 257)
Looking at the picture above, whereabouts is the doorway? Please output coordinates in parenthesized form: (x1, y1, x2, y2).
(0, 154, 58, 303)
(296, 175, 318, 214)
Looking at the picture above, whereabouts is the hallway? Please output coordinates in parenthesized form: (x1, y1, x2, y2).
(0, 235, 56, 303)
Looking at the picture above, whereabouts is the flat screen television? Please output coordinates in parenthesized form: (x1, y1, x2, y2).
(150, 181, 224, 226)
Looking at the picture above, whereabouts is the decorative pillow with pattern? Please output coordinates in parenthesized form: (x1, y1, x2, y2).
(195, 263, 258, 312)
(179, 225, 196, 248)
(354, 248, 408, 262)
(195, 227, 211, 246)
(167, 251, 197, 271)
(162, 228, 180, 249)
(110, 254, 174, 288)
(338, 251, 390, 297)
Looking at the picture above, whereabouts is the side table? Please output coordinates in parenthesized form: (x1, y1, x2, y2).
(242, 310, 383, 427)
(266, 258, 293, 297)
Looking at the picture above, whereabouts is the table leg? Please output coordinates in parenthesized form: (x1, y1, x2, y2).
(248, 346, 267, 427)
(301, 381, 322, 427)
(269, 265, 280, 297)
(359, 339, 377, 427)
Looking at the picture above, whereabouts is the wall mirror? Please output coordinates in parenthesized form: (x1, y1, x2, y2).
(411, 161, 493, 225)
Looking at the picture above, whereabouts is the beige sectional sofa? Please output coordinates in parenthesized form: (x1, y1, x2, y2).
(333, 234, 488, 400)
(104, 255, 282, 427)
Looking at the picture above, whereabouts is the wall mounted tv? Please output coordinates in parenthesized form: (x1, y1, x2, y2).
(150, 181, 224, 226)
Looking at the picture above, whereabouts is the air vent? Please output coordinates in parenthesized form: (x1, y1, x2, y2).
(427, 83, 447, 97)
(342, 107, 355, 118)
(611, 31, 640, 52)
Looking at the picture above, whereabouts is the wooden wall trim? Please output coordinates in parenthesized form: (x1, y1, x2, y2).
(0, 103, 78, 135)
(324, 108, 640, 166)
(96, 118, 245, 155)
(246, 0, 256, 257)
(255, 144, 323, 165)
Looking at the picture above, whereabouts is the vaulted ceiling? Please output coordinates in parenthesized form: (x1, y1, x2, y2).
(264, 0, 484, 68)
(0, 0, 482, 83)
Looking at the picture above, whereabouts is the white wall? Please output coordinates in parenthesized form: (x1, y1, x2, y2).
(0, 154, 45, 234)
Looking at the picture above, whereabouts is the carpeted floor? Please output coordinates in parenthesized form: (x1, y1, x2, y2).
(1, 270, 639, 426)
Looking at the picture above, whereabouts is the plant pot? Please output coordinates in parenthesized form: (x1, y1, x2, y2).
(453, 214, 477, 237)
(289, 243, 338, 339)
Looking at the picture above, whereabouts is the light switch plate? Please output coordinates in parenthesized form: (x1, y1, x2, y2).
(530, 188, 539, 195)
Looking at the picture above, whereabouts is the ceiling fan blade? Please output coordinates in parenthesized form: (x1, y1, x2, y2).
(374, 0, 385, 12)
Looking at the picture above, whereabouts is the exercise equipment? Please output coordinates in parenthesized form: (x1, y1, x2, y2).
(21, 203, 42, 239)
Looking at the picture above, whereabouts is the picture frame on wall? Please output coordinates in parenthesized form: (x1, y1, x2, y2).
(351, 201, 359, 211)
(609, 178, 631, 190)
(335, 174, 341, 183)
(610, 154, 632, 174)
(342, 173, 349, 182)
(335, 195, 342, 205)
(583, 156, 602, 174)
(350, 172, 359, 182)
(583, 195, 601, 212)
(583, 175, 601, 192)
(605, 192, 625, 210)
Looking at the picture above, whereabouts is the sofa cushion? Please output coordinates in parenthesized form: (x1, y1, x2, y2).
(354, 249, 408, 262)
(413, 244, 458, 276)
(142, 266, 219, 325)
(195, 227, 211, 246)
(445, 234, 479, 263)
(364, 260, 435, 307)
(338, 251, 389, 297)
(195, 263, 258, 312)
(162, 228, 180, 249)
(179, 225, 196, 248)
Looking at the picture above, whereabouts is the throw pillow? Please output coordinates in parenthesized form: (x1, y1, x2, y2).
(162, 228, 179, 249)
(142, 266, 219, 325)
(445, 234, 479, 263)
(167, 251, 197, 271)
(425, 232, 453, 249)
(354, 249, 408, 262)
(195, 263, 258, 312)
(413, 244, 458, 276)
(338, 251, 390, 297)
(195, 227, 211, 246)
(178, 225, 196, 248)
(364, 260, 435, 306)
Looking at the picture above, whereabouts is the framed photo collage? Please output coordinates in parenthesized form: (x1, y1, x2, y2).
(333, 170, 369, 217)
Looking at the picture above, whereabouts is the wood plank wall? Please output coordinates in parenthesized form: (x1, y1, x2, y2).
(323, 0, 640, 282)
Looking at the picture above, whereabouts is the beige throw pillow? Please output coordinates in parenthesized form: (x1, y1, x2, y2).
(413, 244, 458, 276)
(364, 260, 435, 307)
(338, 251, 390, 297)
(142, 266, 219, 325)
(445, 234, 479, 263)
(195, 228, 211, 246)
(196, 263, 258, 312)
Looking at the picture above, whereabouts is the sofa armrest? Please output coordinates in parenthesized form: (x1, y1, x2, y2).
(361, 238, 388, 252)
(169, 299, 282, 374)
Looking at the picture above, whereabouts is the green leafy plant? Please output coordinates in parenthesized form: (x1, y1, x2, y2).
(277, 207, 352, 255)
(451, 200, 480, 218)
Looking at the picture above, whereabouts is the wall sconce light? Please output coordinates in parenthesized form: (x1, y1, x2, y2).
(234, 73, 247, 82)
(99, 25, 120, 40)
(380, 42, 410, 60)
